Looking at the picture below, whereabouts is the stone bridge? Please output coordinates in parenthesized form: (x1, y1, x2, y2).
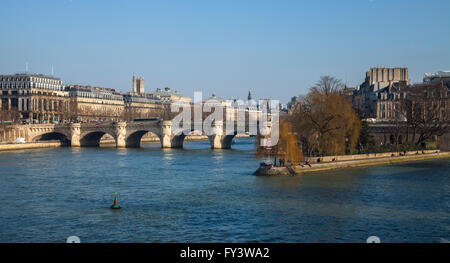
(12, 120, 271, 149)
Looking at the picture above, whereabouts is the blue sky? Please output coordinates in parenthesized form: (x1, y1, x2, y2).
(1, 0, 449, 102)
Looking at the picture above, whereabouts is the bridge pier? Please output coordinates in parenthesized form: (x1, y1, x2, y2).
(209, 134, 223, 149)
(114, 122, 127, 148)
(208, 134, 235, 149)
(207, 121, 232, 149)
(70, 123, 81, 147)
(160, 135, 184, 148)
(160, 121, 184, 148)
(160, 120, 175, 148)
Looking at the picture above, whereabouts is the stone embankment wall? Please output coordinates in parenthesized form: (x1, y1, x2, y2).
(0, 141, 62, 151)
(305, 150, 440, 163)
(255, 151, 449, 176)
(0, 125, 30, 143)
(297, 151, 449, 173)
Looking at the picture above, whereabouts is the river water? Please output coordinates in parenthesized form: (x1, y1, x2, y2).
(0, 138, 448, 243)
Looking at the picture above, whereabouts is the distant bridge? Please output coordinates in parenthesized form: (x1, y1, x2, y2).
(4, 120, 271, 149)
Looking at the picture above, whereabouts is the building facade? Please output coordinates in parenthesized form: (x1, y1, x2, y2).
(123, 93, 163, 121)
(0, 73, 193, 123)
(410, 73, 449, 122)
(360, 70, 449, 149)
(66, 85, 125, 122)
(353, 67, 409, 119)
(374, 81, 409, 121)
(0, 74, 70, 123)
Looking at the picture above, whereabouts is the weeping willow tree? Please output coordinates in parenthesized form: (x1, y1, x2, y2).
(290, 76, 361, 156)
(256, 119, 304, 165)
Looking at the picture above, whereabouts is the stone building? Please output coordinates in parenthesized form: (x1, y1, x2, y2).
(366, 67, 409, 91)
(375, 81, 409, 121)
(0, 72, 195, 124)
(0, 73, 70, 123)
(123, 93, 163, 120)
(66, 85, 125, 122)
(126, 76, 187, 120)
(423, 70, 450, 84)
(409, 72, 449, 130)
(353, 67, 409, 119)
(372, 70, 449, 122)
(366, 70, 449, 150)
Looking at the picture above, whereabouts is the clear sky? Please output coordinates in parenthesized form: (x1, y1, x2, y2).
(1, 0, 449, 102)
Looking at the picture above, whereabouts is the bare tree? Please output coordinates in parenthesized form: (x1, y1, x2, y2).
(405, 84, 449, 146)
(0, 106, 20, 123)
(68, 98, 78, 122)
(311, 76, 345, 95)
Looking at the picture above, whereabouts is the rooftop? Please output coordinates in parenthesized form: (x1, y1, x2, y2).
(0, 73, 61, 80)
(66, 84, 118, 93)
(151, 87, 189, 98)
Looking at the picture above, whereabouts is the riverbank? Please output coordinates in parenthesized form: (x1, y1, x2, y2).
(255, 150, 450, 175)
(0, 141, 62, 151)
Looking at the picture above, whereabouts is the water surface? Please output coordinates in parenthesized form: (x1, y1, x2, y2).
(0, 138, 448, 242)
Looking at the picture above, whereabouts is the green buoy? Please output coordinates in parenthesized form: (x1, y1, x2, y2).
(110, 192, 121, 209)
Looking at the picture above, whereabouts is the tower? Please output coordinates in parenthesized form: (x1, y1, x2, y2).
(132, 75, 145, 94)
(248, 90, 252, 100)
(132, 75, 137, 93)
(137, 78, 145, 94)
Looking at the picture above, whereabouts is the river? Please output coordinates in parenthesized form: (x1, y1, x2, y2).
(0, 138, 448, 242)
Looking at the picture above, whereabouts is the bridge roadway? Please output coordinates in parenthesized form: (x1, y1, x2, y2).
(23, 120, 271, 149)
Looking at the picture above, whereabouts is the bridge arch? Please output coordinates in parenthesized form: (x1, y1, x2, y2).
(32, 132, 71, 146)
(220, 133, 237, 149)
(125, 130, 162, 148)
(170, 128, 206, 149)
(171, 128, 238, 149)
(79, 131, 116, 147)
